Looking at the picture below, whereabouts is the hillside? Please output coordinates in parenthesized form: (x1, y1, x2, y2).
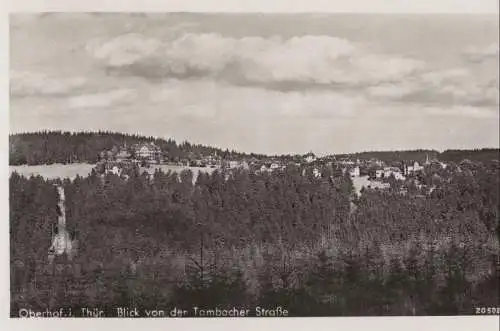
(334, 150, 440, 164)
(335, 148, 499, 165)
(9, 131, 499, 166)
(439, 148, 500, 164)
(9, 131, 264, 166)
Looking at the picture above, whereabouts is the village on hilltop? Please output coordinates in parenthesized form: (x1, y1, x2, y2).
(94, 141, 455, 198)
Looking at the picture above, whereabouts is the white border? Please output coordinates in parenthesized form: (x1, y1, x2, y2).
(3, 316, 500, 331)
(2, 1, 499, 331)
(5, 0, 500, 14)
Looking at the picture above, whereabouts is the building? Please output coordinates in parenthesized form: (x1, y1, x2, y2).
(240, 161, 250, 170)
(109, 165, 122, 176)
(132, 142, 162, 163)
(260, 164, 271, 173)
(349, 166, 360, 178)
(116, 148, 132, 163)
(351, 175, 391, 197)
(425, 154, 431, 166)
(383, 167, 406, 180)
(93, 160, 134, 179)
(204, 155, 222, 168)
(223, 160, 249, 170)
(339, 158, 355, 166)
(405, 161, 424, 175)
(394, 172, 406, 181)
(228, 160, 240, 169)
(304, 152, 316, 163)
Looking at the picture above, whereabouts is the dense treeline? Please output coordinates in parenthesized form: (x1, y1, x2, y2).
(10, 131, 499, 166)
(9, 131, 264, 165)
(335, 148, 499, 165)
(335, 149, 440, 164)
(439, 149, 500, 164)
(9, 161, 499, 316)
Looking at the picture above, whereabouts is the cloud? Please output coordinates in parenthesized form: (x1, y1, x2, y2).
(426, 68, 499, 108)
(462, 43, 499, 62)
(363, 68, 499, 109)
(439, 83, 499, 107)
(86, 34, 163, 67)
(272, 90, 368, 119)
(420, 68, 470, 86)
(349, 55, 425, 83)
(423, 105, 498, 119)
(149, 79, 365, 122)
(66, 89, 139, 109)
(85, 33, 496, 111)
(366, 82, 420, 98)
(85, 33, 426, 88)
(10, 71, 88, 97)
(9, 14, 500, 154)
(10, 78, 498, 155)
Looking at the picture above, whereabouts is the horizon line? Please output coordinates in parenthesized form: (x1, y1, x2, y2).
(10, 130, 500, 157)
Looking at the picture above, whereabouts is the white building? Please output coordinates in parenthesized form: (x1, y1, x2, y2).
(414, 162, 424, 172)
(349, 166, 360, 178)
(240, 161, 250, 170)
(228, 160, 239, 169)
(110, 165, 122, 176)
(133, 142, 162, 162)
(304, 152, 316, 163)
(352, 175, 391, 197)
(406, 161, 424, 175)
(339, 159, 355, 166)
(384, 167, 405, 180)
(394, 172, 406, 181)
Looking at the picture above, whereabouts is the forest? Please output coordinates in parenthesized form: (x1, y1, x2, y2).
(11, 131, 499, 166)
(9, 158, 499, 316)
(9, 131, 261, 165)
(439, 149, 500, 164)
(336, 148, 499, 165)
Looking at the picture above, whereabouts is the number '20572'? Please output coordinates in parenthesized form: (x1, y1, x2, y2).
(474, 307, 500, 315)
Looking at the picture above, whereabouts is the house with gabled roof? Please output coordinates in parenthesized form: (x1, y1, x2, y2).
(304, 152, 316, 163)
(132, 142, 162, 163)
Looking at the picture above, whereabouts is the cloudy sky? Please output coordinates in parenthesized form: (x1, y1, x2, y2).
(9, 13, 499, 155)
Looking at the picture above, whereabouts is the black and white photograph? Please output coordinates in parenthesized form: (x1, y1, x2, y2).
(6, 2, 500, 323)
